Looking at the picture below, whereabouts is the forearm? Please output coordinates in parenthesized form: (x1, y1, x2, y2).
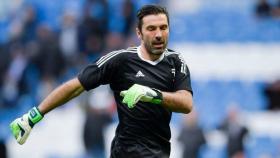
(38, 78, 84, 115)
(161, 90, 193, 114)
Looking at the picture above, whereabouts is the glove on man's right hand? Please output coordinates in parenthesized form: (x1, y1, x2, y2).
(9, 107, 43, 145)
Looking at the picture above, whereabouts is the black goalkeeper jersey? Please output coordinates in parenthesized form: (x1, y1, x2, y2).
(78, 46, 192, 158)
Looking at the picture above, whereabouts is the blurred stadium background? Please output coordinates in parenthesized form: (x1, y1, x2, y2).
(1, 0, 280, 158)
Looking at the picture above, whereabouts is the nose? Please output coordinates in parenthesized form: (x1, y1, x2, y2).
(155, 29, 162, 40)
(155, 36, 162, 41)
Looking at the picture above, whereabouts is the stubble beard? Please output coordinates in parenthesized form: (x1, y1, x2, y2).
(144, 40, 167, 56)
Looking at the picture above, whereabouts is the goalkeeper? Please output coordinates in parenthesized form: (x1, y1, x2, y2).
(10, 4, 193, 158)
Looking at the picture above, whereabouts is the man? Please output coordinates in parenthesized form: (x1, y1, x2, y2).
(10, 5, 193, 158)
(218, 106, 248, 158)
(255, 0, 272, 17)
(178, 111, 206, 158)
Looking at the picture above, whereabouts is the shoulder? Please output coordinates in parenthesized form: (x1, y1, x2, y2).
(165, 48, 180, 56)
(165, 49, 186, 65)
(126, 46, 138, 52)
(165, 48, 190, 74)
(96, 47, 137, 66)
(105, 47, 138, 57)
(116, 46, 138, 59)
(165, 48, 184, 61)
(105, 47, 138, 59)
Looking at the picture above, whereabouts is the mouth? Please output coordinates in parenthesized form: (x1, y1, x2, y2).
(152, 42, 164, 49)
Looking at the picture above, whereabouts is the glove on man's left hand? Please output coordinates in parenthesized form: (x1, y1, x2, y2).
(120, 84, 162, 108)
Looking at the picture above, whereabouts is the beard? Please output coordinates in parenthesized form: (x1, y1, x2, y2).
(144, 38, 167, 56)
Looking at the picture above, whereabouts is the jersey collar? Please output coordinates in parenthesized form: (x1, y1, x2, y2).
(137, 46, 165, 66)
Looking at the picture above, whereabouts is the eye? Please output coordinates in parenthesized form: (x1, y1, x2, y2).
(160, 25, 168, 30)
(146, 26, 156, 31)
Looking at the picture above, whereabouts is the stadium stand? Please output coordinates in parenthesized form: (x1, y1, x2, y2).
(1, 0, 280, 157)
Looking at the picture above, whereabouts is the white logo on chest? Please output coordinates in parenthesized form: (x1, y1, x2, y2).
(135, 70, 145, 77)
(171, 68, 176, 77)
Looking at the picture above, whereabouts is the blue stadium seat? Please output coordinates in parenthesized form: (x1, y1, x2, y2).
(200, 144, 227, 158)
(192, 79, 267, 130)
(0, 21, 9, 44)
(245, 135, 280, 158)
(171, 9, 280, 42)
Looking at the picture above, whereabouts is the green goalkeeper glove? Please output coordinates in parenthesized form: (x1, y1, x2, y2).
(120, 84, 163, 108)
(10, 107, 43, 145)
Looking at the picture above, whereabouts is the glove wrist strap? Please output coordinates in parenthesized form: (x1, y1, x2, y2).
(151, 89, 163, 105)
(28, 107, 44, 126)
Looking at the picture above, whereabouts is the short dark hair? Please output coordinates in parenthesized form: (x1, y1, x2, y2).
(136, 4, 169, 32)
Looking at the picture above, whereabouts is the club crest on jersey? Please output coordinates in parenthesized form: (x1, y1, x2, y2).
(171, 68, 175, 77)
(135, 70, 145, 77)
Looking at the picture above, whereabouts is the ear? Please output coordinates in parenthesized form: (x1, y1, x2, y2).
(136, 27, 142, 40)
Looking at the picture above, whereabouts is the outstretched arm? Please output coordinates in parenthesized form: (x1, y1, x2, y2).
(10, 77, 85, 145)
(38, 77, 84, 115)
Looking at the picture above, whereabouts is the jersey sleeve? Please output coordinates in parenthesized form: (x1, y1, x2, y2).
(174, 54, 193, 95)
(77, 50, 124, 91)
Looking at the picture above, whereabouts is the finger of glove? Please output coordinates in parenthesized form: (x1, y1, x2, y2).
(122, 84, 144, 108)
(17, 132, 29, 145)
(132, 94, 144, 107)
(122, 95, 129, 106)
(146, 90, 157, 97)
(122, 93, 133, 108)
(123, 89, 138, 108)
(17, 120, 31, 145)
(140, 95, 154, 102)
(120, 90, 127, 97)
(122, 87, 135, 106)
(127, 93, 144, 108)
(122, 91, 129, 104)
(10, 119, 21, 140)
(10, 119, 28, 145)
(11, 115, 31, 145)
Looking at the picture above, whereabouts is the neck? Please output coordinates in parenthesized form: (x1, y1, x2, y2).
(140, 45, 161, 61)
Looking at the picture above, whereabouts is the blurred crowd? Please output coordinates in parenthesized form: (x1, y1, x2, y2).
(0, 0, 138, 111)
(0, 0, 139, 157)
(255, 0, 280, 18)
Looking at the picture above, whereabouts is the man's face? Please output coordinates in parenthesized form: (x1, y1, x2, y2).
(138, 14, 169, 55)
